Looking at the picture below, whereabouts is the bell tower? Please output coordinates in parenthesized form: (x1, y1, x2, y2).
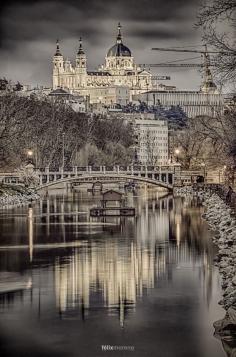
(53, 40, 64, 89)
(75, 37, 87, 88)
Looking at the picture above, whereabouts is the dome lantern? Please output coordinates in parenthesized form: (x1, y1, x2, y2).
(116, 22, 122, 44)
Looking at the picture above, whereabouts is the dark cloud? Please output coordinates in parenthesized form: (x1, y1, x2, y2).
(0, 0, 203, 89)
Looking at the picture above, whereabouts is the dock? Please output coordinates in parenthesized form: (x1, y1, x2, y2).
(90, 207, 135, 217)
(90, 189, 135, 217)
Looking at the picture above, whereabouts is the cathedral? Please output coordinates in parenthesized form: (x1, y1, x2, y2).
(52, 23, 153, 101)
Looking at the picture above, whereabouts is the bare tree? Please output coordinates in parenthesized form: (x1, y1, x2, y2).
(198, 109, 236, 164)
(197, 0, 236, 83)
(173, 109, 236, 184)
(172, 119, 209, 169)
(0, 92, 135, 171)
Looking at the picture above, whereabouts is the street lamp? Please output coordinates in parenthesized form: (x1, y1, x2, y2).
(27, 149, 33, 163)
(223, 165, 227, 184)
(201, 162, 206, 183)
(174, 148, 180, 162)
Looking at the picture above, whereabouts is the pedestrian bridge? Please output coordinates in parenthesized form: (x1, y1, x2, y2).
(37, 165, 178, 191)
(1, 165, 181, 191)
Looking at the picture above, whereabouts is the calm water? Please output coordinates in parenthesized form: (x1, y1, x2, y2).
(0, 189, 226, 357)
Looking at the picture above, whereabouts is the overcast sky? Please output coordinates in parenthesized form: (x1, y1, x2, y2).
(0, 0, 206, 90)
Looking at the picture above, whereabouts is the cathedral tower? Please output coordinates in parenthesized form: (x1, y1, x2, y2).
(75, 38, 87, 88)
(53, 40, 64, 89)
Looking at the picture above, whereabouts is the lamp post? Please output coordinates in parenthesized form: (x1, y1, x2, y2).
(201, 162, 206, 183)
(223, 165, 227, 184)
(27, 149, 33, 164)
(174, 148, 180, 163)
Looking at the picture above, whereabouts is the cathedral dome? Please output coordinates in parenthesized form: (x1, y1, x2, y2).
(107, 43, 131, 57)
(107, 23, 131, 57)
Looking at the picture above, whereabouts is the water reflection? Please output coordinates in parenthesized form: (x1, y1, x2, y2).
(1, 194, 217, 319)
(28, 207, 33, 262)
(0, 190, 225, 357)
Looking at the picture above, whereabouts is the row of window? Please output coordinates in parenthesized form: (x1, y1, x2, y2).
(140, 137, 168, 141)
(139, 156, 168, 160)
(139, 149, 168, 153)
(140, 143, 168, 147)
(140, 130, 167, 133)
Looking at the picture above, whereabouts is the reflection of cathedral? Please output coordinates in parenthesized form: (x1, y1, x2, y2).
(52, 196, 214, 326)
(52, 23, 153, 101)
(54, 239, 166, 326)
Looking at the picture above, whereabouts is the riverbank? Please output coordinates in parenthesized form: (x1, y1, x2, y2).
(175, 186, 236, 342)
(0, 184, 40, 208)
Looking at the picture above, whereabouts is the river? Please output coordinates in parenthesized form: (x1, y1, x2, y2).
(0, 188, 227, 357)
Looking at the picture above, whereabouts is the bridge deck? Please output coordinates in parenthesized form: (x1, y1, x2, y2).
(0, 165, 180, 191)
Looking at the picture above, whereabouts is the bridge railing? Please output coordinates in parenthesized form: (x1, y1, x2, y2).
(33, 165, 177, 188)
(34, 165, 176, 176)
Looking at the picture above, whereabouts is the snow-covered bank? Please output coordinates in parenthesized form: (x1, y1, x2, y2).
(0, 185, 40, 208)
(175, 186, 236, 341)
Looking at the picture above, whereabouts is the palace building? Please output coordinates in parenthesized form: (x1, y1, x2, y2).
(52, 23, 153, 103)
(132, 60, 223, 118)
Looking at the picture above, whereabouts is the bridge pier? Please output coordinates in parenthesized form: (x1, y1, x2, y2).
(166, 174, 169, 184)
(59, 167, 64, 180)
(173, 164, 181, 186)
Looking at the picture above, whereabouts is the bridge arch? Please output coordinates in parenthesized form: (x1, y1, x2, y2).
(37, 174, 173, 191)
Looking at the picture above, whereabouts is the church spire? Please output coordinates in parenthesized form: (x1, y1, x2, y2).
(116, 22, 122, 44)
(77, 37, 85, 55)
(54, 39, 62, 56)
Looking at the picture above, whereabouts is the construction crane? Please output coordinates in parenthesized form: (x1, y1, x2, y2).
(140, 45, 221, 93)
(138, 74, 171, 79)
(140, 46, 217, 68)
(141, 63, 205, 68)
(151, 47, 221, 54)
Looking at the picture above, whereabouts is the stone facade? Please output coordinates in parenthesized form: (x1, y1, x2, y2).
(131, 115, 169, 165)
(133, 90, 224, 118)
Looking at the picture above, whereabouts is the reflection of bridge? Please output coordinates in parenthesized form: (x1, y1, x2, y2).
(0, 165, 181, 191)
(37, 165, 180, 191)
